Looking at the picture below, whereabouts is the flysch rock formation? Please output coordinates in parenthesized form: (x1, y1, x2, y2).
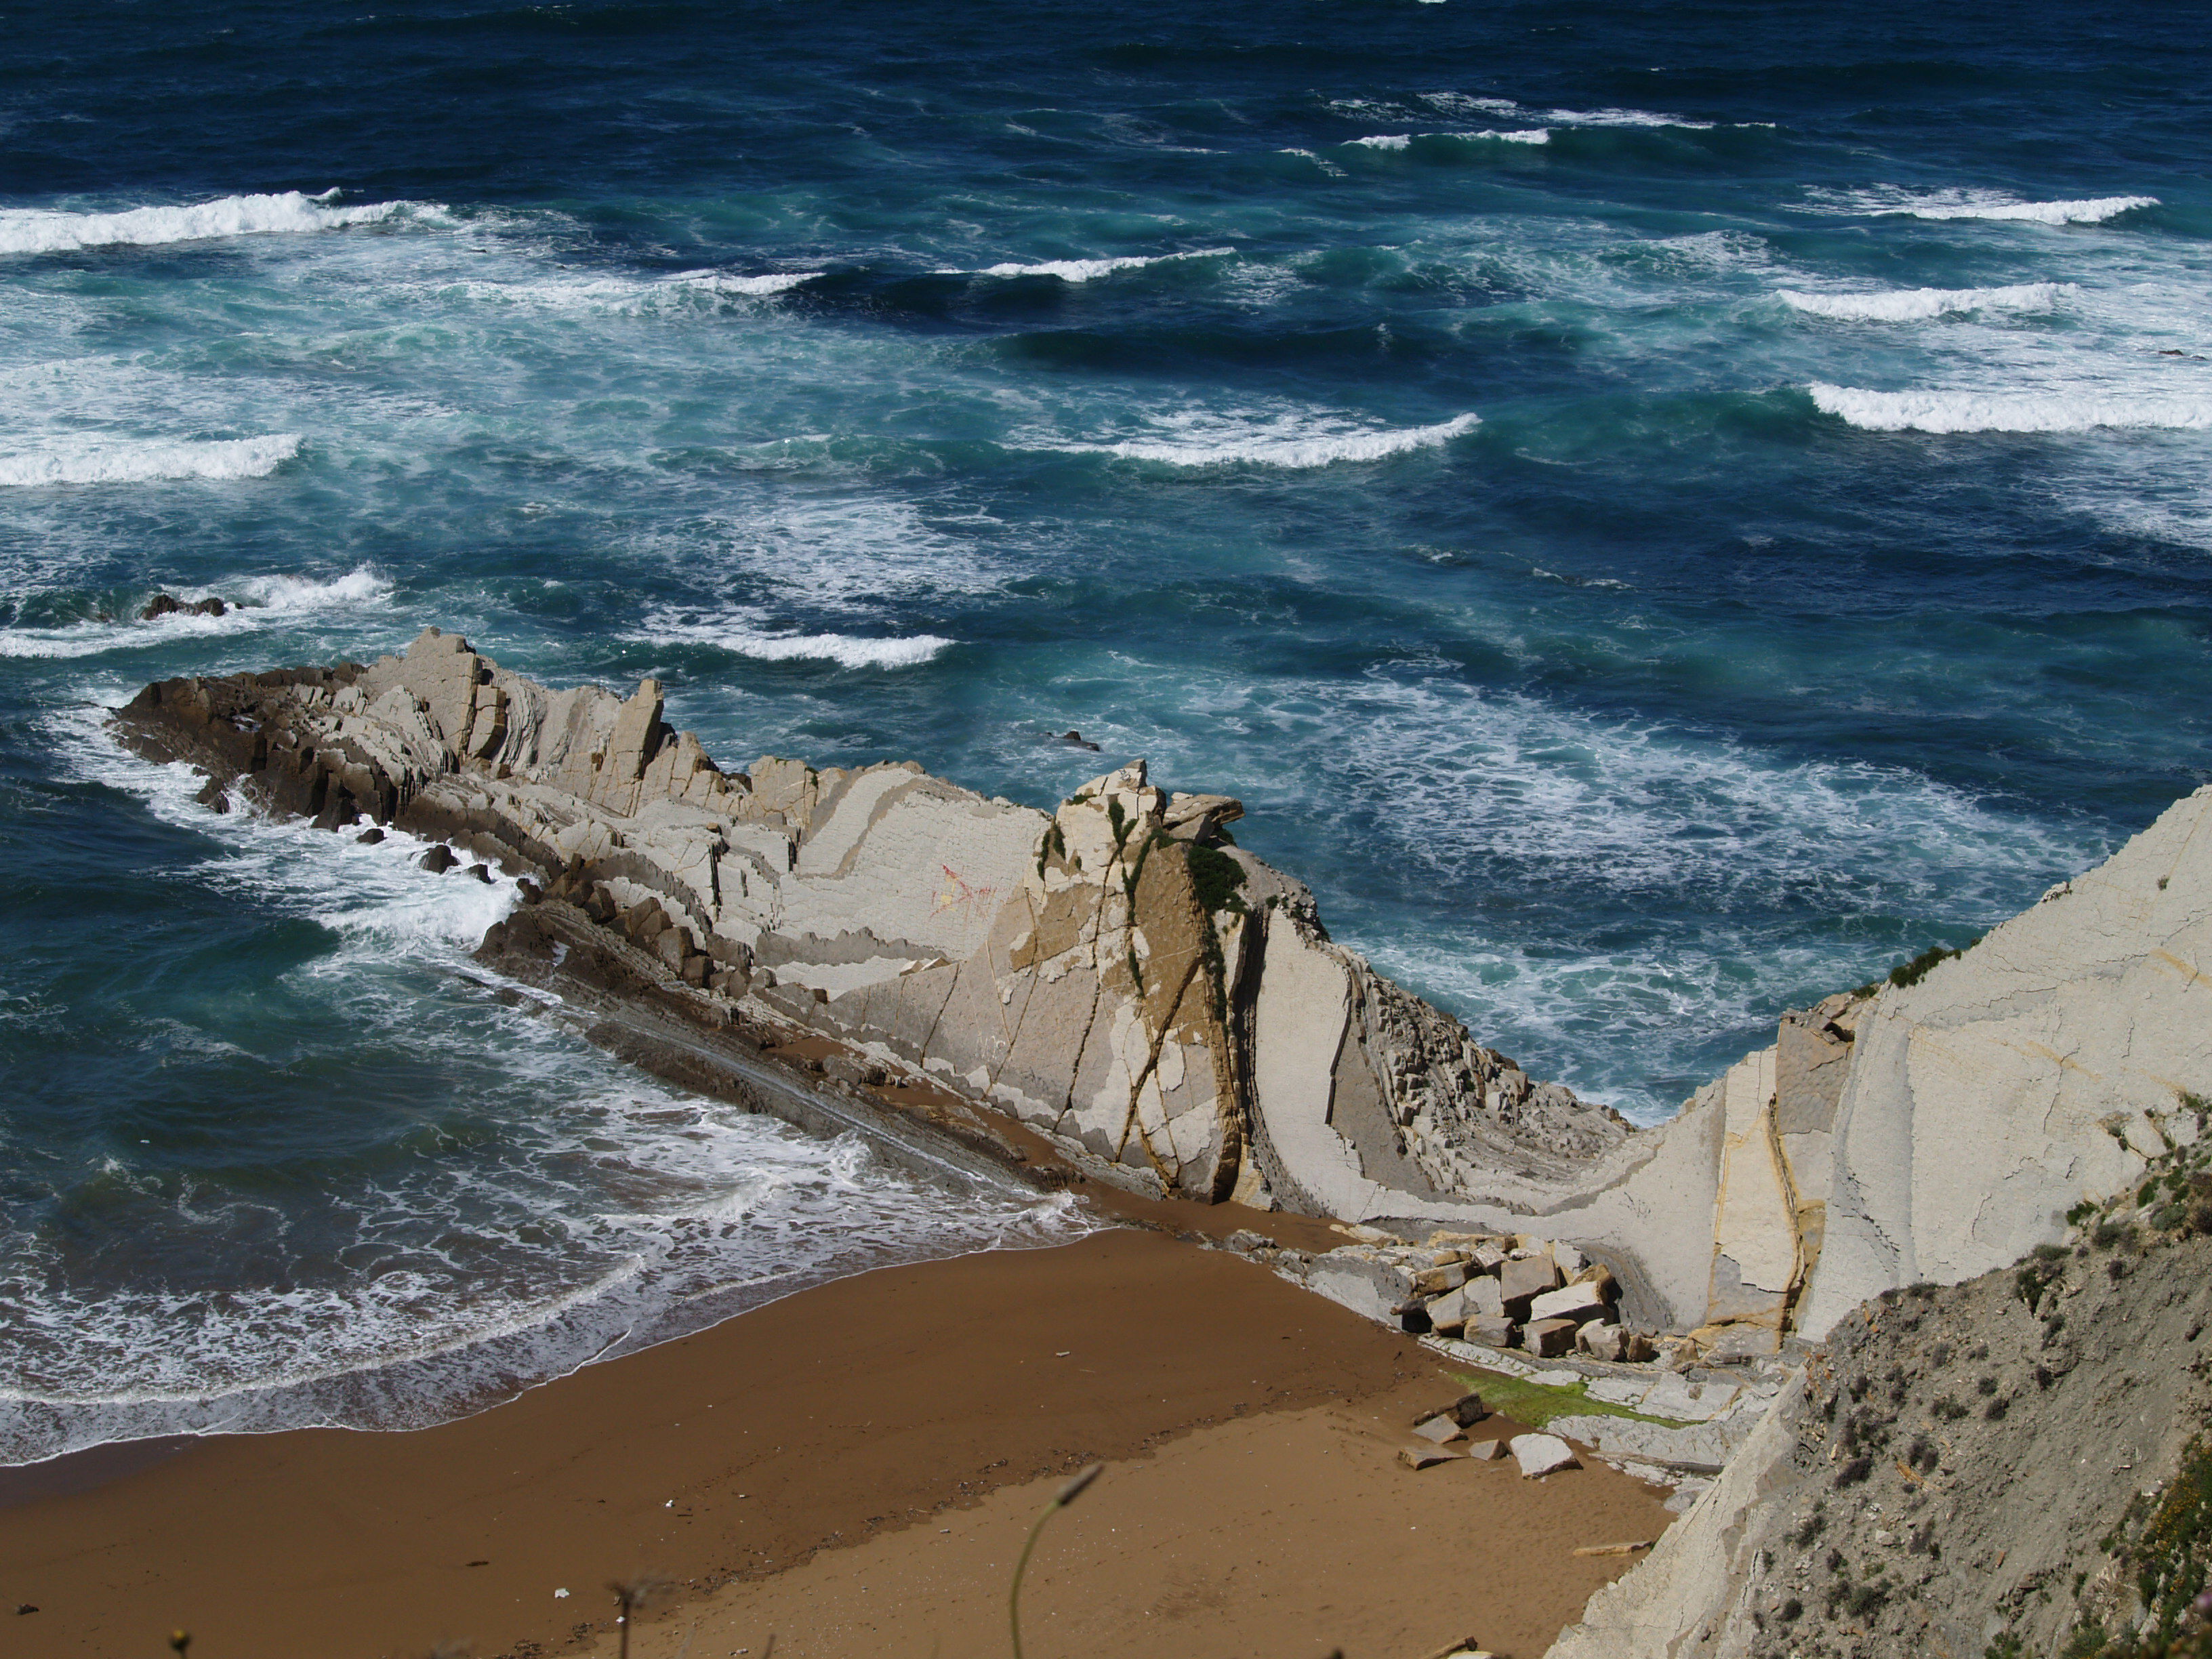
(105, 630, 1635, 1219)
(106, 632, 2212, 1367)
(104, 634, 2212, 1658)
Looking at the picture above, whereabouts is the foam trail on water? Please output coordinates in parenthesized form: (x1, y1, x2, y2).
(0, 566, 392, 658)
(1820, 187, 2159, 225)
(1809, 384, 2212, 434)
(0, 434, 301, 488)
(960, 247, 1235, 281)
(1542, 105, 1715, 129)
(441, 268, 823, 314)
(1349, 129, 1549, 150)
(1040, 410, 1480, 469)
(1413, 92, 1713, 129)
(630, 611, 954, 668)
(675, 270, 824, 295)
(1779, 283, 2074, 321)
(0, 192, 422, 255)
(1904, 195, 2158, 224)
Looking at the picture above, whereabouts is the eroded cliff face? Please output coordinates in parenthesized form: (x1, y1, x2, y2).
(107, 628, 1628, 1215)
(1618, 781, 2212, 1357)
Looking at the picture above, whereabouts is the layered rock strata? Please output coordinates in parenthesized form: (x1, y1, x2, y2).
(108, 632, 2212, 1365)
(108, 630, 1627, 1221)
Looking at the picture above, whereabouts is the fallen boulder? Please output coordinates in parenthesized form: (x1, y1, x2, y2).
(1511, 1433, 1580, 1478)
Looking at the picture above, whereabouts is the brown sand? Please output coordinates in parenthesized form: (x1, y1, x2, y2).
(590, 1387, 1666, 1659)
(0, 1231, 1668, 1659)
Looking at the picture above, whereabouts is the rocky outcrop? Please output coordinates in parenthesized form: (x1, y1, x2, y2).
(1593, 781, 2212, 1355)
(108, 629, 1627, 1216)
(106, 632, 2212, 1366)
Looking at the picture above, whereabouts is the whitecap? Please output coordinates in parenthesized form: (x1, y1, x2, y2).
(1035, 409, 1481, 469)
(1815, 186, 2158, 226)
(1348, 129, 1549, 150)
(1541, 105, 1716, 129)
(1418, 93, 1523, 117)
(0, 191, 425, 256)
(0, 434, 301, 488)
(673, 270, 824, 296)
(1808, 384, 2212, 433)
(628, 611, 953, 669)
(957, 247, 1235, 282)
(1778, 282, 2076, 322)
(1902, 195, 2157, 225)
(439, 268, 822, 314)
(0, 565, 392, 658)
(1280, 148, 1349, 178)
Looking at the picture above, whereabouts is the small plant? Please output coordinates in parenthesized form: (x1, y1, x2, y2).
(1887, 936, 1981, 989)
(1933, 1395, 1968, 1420)
(1849, 1579, 1891, 1618)
(1183, 840, 1248, 916)
(1836, 1454, 1874, 1488)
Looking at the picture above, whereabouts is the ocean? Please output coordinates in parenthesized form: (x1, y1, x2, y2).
(1, 0, 2205, 1464)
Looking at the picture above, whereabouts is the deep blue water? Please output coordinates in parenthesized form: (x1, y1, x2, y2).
(1, 1, 2207, 1460)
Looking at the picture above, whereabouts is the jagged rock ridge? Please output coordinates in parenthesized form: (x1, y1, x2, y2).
(109, 628, 1626, 1216)
(108, 630, 2212, 1363)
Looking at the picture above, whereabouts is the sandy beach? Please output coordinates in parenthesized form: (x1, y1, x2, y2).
(0, 1228, 1670, 1659)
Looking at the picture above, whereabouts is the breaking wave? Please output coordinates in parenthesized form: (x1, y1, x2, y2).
(962, 247, 1236, 281)
(1349, 129, 1550, 150)
(1778, 282, 2076, 321)
(1809, 384, 2212, 434)
(1820, 187, 2159, 226)
(630, 611, 954, 668)
(0, 567, 392, 659)
(0, 191, 423, 256)
(0, 434, 302, 488)
(1038, 410, 1481, 468)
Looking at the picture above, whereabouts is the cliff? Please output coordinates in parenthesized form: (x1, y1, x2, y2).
(1549, 1156, 2212, 1658)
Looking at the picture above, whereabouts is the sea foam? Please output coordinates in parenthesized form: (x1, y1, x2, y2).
(0, 434, 302, 488)
(630, 611, 954, 669)
(1902, 195, 2158, 225)
(1823, 187, 2160, 226)
(1349, 129, 1549, 150)
(1047, 410, 1481, 469)
(0, 191, 419, 256)
(1779, 282, 2076, 322)
(963, 247, 1236, 282)
(0, 566, 392, 659)
(1809, 384, 2212, 433)
(0, 709, 1084, 1463)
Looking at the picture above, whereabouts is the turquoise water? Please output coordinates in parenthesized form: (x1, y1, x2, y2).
(1, 1, 2207, 1460)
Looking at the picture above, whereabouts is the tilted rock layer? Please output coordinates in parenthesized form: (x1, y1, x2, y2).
(109, 630, 1625, 1214)
(109, 632, 2212, 1356)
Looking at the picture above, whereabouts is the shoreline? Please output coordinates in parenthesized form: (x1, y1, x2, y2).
(0, 1228, 1671, 1659)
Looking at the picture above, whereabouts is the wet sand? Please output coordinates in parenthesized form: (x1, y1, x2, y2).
(0, 1229, 1670, 1659)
